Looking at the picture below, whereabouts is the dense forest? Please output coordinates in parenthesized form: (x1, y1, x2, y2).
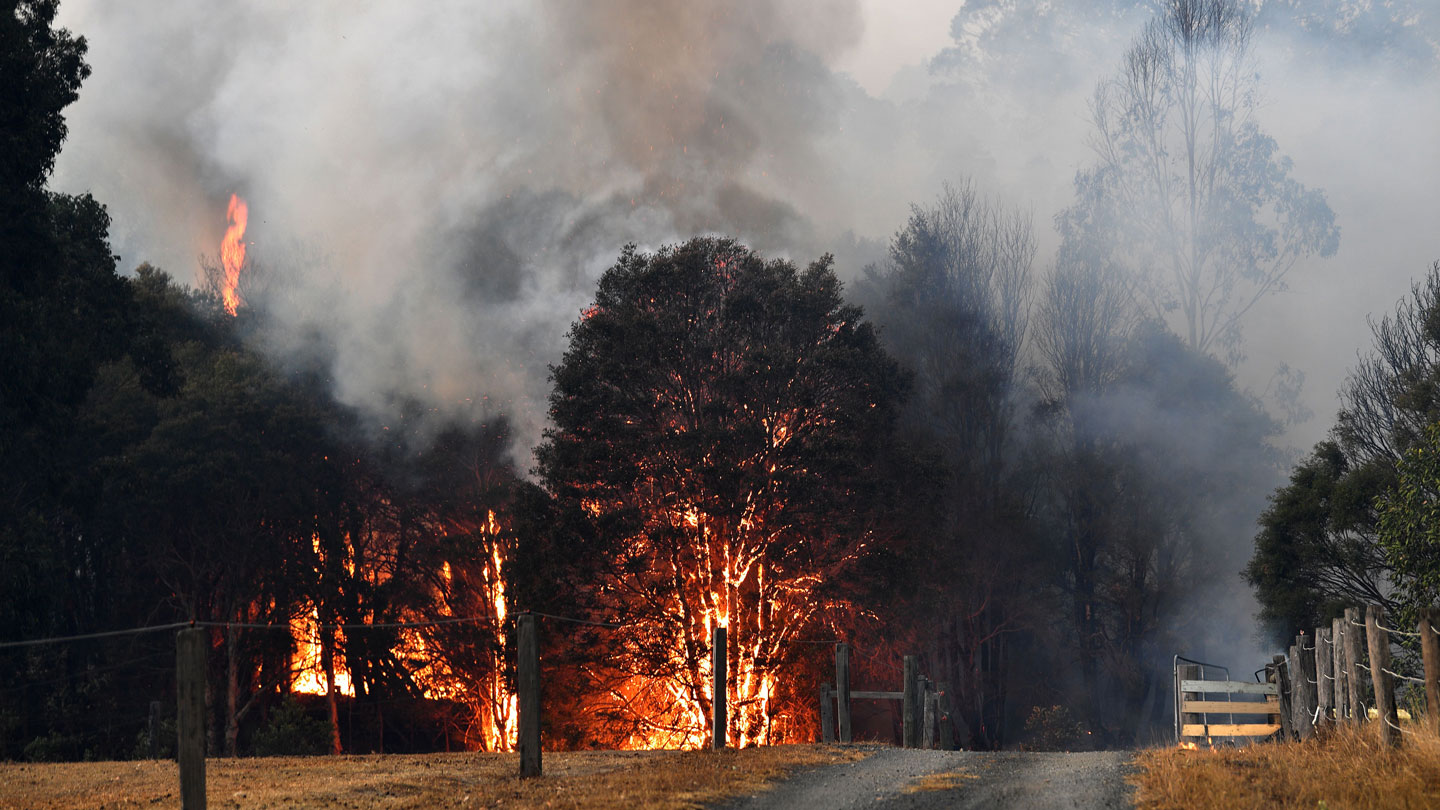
(2, 0, 1436, 761)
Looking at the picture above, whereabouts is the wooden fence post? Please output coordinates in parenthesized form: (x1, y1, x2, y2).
(902, 655, 918, 748)
(835, 643, 851, 744)
(1177, 664, 1200, 743)
(1366, 604, 1400, 747)
(820, 683, 835, 743)
(1343, 607, 1365, 725)
(1263, 662, 1281, 737)
(936, 682, 956, 750)
(712, 625, 727, 750)
(1332, 617, 1348, 724)
(1288, 640, 1302, 738)
(1421, 609, 1440, 736)
(1301, 633, 1319, 736)
(517, 613, 541, 777)
(921, 680, 936, 749)
(176, 627, 206, 810)
(1272, 654, 1293, 741)
(1289, 637, 1315, 740)
(1316, 626, 1334, 729)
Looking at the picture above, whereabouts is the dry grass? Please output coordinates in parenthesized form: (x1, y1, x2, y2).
(901, 770, 976, 794)
(0, 745, 868, 810)
(1131, 723, 1440, 810)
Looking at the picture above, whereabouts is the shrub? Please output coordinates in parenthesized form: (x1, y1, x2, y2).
(251, 696, 329, 757)
(1023, 704, 1085, 751)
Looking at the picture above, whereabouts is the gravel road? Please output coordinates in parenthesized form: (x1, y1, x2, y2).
(717, 747, 1134, 810)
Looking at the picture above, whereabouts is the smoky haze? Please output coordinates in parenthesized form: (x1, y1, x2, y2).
(49, 0, 1440, 677)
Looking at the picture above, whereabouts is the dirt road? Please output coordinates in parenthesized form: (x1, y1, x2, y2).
(717, 747, 1134, 810)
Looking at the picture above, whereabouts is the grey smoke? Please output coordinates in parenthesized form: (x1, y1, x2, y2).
(48, 0, 1440, 670)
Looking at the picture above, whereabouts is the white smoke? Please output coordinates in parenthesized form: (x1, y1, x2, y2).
(48, 0, 1440, 474)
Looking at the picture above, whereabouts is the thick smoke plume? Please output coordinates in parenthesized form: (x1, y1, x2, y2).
(47, 0, 1440, 682)
(50, 1, 888, 459)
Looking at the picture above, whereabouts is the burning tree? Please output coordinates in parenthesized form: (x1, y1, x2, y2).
(535, 237, 907, 747)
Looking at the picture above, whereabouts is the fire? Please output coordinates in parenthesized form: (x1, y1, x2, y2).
(392, 510, 518, 751)
(1178, 741, 1199, 750)
(220, 193, 248, 315)
(596, 493, 825, 750)
(291, 605, 354, 697)
(285, 511, 517, 752)
(471, 510, 518, 751)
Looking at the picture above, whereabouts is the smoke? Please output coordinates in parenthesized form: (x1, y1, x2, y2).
(47, 0, 883, 460)
(47, 0, 1438, 636)
(49, 2, 1440, 464)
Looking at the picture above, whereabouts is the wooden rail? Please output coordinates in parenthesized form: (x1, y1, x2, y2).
(1181, 699, 1278, 714)
(1176, 666, 1281, 745)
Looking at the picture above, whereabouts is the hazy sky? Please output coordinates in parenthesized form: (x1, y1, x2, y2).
(49, 0, 1440, 461)
(837, 1, 955, 94)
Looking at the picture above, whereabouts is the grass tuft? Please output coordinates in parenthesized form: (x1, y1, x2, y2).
(902, 770, 976, 793)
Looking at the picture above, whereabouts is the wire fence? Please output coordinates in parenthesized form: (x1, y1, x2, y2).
(1187, 605, 1438, 749)
(0, 607, 636, 650)
(0, 609, 549, 762)
(1, 603, 847, 764)
(1251, 606, 1435, 744)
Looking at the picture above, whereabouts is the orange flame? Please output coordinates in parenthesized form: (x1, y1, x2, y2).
(283, 512, 518, 752)
(391, 510, 517, 751)
(220, 193, 248, 316)
(291, 606, 354, 697)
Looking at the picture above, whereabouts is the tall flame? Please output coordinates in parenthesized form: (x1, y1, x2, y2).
(220, 193, 248, 316)
(291, 605, 355, 697)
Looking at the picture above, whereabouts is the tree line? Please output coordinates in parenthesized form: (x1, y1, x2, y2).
(6, 0, 1408, 759)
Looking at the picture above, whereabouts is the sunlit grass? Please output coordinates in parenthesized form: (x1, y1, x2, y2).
(1131, 722, 1440, 810)
(0, 744, 870, 810)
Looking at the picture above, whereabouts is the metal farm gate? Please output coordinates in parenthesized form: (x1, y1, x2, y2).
(1173, 655, 1281, 746)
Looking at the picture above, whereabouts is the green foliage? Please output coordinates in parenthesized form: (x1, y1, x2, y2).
(0, 3, 189, 761)
(0, 0, 521, 762)
(250, 697, 330, 757)
(0, 0, 88, 193)
(130, 716, 176, 761)
(1022, 704, 1087, 751)
(1249, 262, 1440, 642)
(1378, 422, 1440, 626)
(539, 236, 910, 564)
(1246, 442, 1391, 638)
(23, 731, 80, 763)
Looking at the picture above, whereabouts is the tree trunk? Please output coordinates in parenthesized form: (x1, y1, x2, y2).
(225, 624, 241, 757)
(205, 629, 219, 757)
(321, 625, 342, 755)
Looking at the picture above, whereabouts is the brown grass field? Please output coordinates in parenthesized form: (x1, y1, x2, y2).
(1131, 722, 1440, 809)
(0, 744, 869, 810)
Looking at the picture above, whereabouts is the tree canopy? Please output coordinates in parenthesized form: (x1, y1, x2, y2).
(1059, 0, 1339, 361)
(856, 182, 1039, 749)
(1248, 263, 1440, 641)
(535, 236, 910, 746)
